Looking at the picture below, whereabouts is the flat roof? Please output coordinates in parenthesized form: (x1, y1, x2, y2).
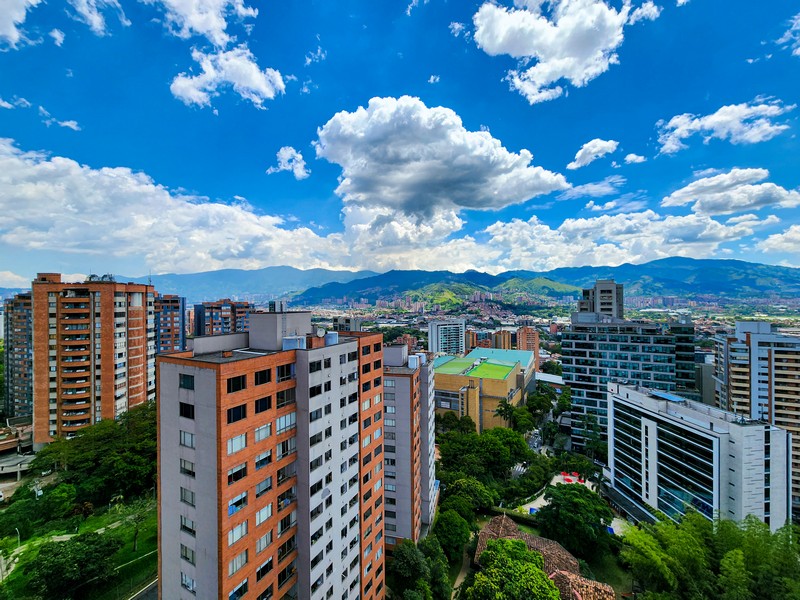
(465, 348, 535, 370)
(434, 356, 516, 380)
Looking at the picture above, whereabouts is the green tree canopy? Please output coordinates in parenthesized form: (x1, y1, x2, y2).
(465, 539, 560, 600)
(434, 510, 471, 563)
(390, 539, 430, 596)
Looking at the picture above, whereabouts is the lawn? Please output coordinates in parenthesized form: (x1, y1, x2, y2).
(588, 551, 632, 596)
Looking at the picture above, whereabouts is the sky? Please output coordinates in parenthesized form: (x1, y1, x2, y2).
(1, 0, 799, 285)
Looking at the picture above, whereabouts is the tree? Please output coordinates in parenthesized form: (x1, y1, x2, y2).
(535, 484, 613, 559)
(554, 388, 571, 417)
(494, 398, 516, 423)
(541, 360, 562, 376)
(718, 549, 753, 600)
(465, 539, 560, 600)
(28, 532, 123, 599)
(541, 421, 560, 446)
(418, 536, 452, 600)
(390, 540, 430, 596)
(434, 510, 471, 563)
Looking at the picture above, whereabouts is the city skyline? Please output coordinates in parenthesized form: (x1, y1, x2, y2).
(1, 1, 799, 284)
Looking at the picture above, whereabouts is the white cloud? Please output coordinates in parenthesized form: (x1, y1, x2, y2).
(142, 0, 257, 47)
(0, 0, 41, 49)
(566, 138, 619, 169)
(661, 168, 800, 215)
(406, 0, 429, 16)
(0, 98, 13, 109)
(759, 225, 800, 254)
(38, 106, 82, 131)
(67, 0, 130, 36)
(777, 12, 800, 56)
(0, 270, 30, 287)
(584, 195, 649, 213)
(171, 45, 284, 109)
(305, 45, 326, 66)
(314, 96, 569, 218)
(676, 0, 689, 5)
(585, 200, 617, 211)
(49, 28, 65, 46)
(559, 175, 625, 199)
(624, 153, 646, 164)
(657, 98, 795, 154)
(473, 0, 659, 104)
(449, 22, 465, 37)
(428, 75, 440, 84)
(628, 1, 661, 25)
(266, 146, 310, 180)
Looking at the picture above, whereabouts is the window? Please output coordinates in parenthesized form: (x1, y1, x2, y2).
(227, 433, 247, 455)
(362, 416, 372, 429)
(256, 529, 273, 553)
(309, 384, 322, 398)
(256, 503, 273, 526)
(362, 346, 371, 356)
(229, 549, 248, 576)
(374, 377, 382, 387)
(228, 463, 247, 485)
(324, 403, 332, 415)
(180, 459, 195, 477)
(362, 381, 371, 393)
(228, 492, 248, 516)
(278, 559, 297, 588)
(180, 515, 196, 536)
(276, 388, 296, 408)
(276, 412, 296, 434)
(180, 430, 195, 448)
(180, 487, 195, 507)
(310, 432, 323, 446)
(277, 437, 297, 459)
(255, 369, 271, 385)
(385, 405, 396, 414)
(181, 544, 196, 565)
(256, 558, 274, 581)
(325, 426, 332, 439)
(227, 404, 247, 424)
(255, 423, 271, 442)
(310, 480, 323, 496)
(181, 572, 197, 594)
(179, 374, 194, 390)
(309, 360, 322, 373)
(277, 364, 294, 382)
(373, 343, 381, 352)
(310, 456, 323, 471)
(324, 358, 331, 368)
(362, 399, 370, 411)
(324, 381, 332, 392)
(255, 450, 272, 470)
(255, 396, 272, 413)
(278, 511, 297, 536)
(256, 476, 273, 498)
(385, 418, 396, 427)
(179, 402, 195, 419)
(310, 408, 323, 422)
(228, 520, 248, 546)
(227, 375, 247, 394)
(229, 579, 248, 600)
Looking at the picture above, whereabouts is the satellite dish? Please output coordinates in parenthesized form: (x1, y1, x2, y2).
(316, 328, 326, 338)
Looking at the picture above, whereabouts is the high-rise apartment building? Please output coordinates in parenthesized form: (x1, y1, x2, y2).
(16, 273, 156, 447)
(155, 294, 186, 353)
(714, 322, 800, 516)
(492, 330, 512, 350)
(193, 299, 253, 337)
(608, 382, 790, 530)
(428, 320, 465, 355)
(577, 279, 624, 319)
(516, 325, 540, 356)
(382, 345, 437, 546)
(3, 292, 33, 418)
(158, 312, 385, 600)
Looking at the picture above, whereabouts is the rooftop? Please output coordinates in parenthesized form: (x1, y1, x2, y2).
(466, 348, 536, 370)
(434, 356, 516, 380)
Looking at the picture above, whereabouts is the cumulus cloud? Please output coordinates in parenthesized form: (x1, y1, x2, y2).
(171, 45, 284, 109)
(759, 225, 800, 254)
(428, 75, 440, 84)
(624, 153, 646, 164)
(142, 0, 256, 47)
(567, 138, 619, 169)
(559, 175, 625, 199)
(305, 45, 326, 66)
(657, 98, 795, 154)
(314, 96, 569, 219)
(777, 12, 800, 56)
(473, 0, 659, 104)
(661, 168, 800, 215)
(49, 28, 65, 46)
(0, 0, 41, 49)
(628, 1, 661, 25)
(0, 270, 30, 287)
(266, 146, 310, 180)
(67, 0, 130, 36)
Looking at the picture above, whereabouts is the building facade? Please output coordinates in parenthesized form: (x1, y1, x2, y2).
(158, 312, 385, 600)
(428, 320, 466, 355)
(3, 292, 33, 418)
(608, 382, 790, 530)
(193, 299, 254, 337)
(577, 279, 624, 319)
(714, 322, 800, 516)
(155, 294, 186, 353)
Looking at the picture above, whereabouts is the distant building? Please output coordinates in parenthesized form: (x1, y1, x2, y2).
(3, 292, 33, 418)
(608, 382, 790, 530)
(193, 299, 253, 336)
(492, 330, 512, 350)
(714, 322, 800, 516)
(577, 279, 624, 319)
(333, 316, 365, 332)
(428, 319, 466, 355)
(154, 294, 186, 353)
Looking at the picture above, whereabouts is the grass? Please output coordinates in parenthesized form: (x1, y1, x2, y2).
(588, 552, 632, 595)
(467, 362, 513, 380)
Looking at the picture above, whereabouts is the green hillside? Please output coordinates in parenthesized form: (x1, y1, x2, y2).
(497, 277, 581, 296)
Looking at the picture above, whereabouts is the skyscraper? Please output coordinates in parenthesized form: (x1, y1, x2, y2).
(158, 311, 385, 600)
(428, 319, 465, 355)
(3, 292, 33, 418)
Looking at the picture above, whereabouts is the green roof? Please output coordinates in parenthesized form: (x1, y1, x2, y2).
(465, 348, 536, 371)
(434, 355, 517, 380)
(467, 362, 514, 379)
(435, 357, 476, 375)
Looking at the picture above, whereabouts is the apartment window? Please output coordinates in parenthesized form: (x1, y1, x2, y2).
(228, 520, 248, 546)
(256, 558, 274, 581)
(276, 388, 296, 408)
(309, 360, 323, 373)
(310, 480, 323, 496)
(180, 544, 196, 565)
(309, 384, 323, 398)
(180, 487, 195, 507)
(277, 463, 296, 485)
(385, 418, 396, 427)
(385, 405, 396, 414)
(180, 515, 196, 536)
(179, 402, 195, 419)
(374, 376, 382, 387)
(227, 433, 247, 455)
(362, 346, 371, 356)
(363, 416, 372, 429)
(228, 492, 248, 516)
(181, 572, 197, 594)
(310, 432, 323, 447)
(277, 364, 294, 382)
(278, 511, 297, 536)
(179, 374, 194, 390)
(276, 412, 296, 434)
(373, 343, 381, 352)
(229, 579, 248, 600)
(255, 396, 272, 413)
(255, 369, 271, 385)
(362, 399, 370, 411)
(324, 403, 332, 415)
(386, 484, 396, 492)
(227, 463, 247, 485)
(180, 430, 195, 449)
(362, 381, 372, 393)
(310, 408, 323, 422)
(362, 434, 371, 448)
(278, 559, 297, 588)
(255, 450, 272, 470)
(310, 502, 323, 520)
(180, 459, 195, 477)
(229, 549, 248, 576)
(256, 476, 273, 498)
(362, 364, 371, 375)
(227, 404, 247, 424)
(227, 375, 247, 394)
(255, 423, 272, 442)
(256, 503, 273, 526)
(277, 437, 297, 459)
(325, 426, 332, 439)
(256, 530, 273, 553)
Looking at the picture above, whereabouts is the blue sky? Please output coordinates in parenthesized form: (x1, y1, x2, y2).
(1, 0, 799, 284)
